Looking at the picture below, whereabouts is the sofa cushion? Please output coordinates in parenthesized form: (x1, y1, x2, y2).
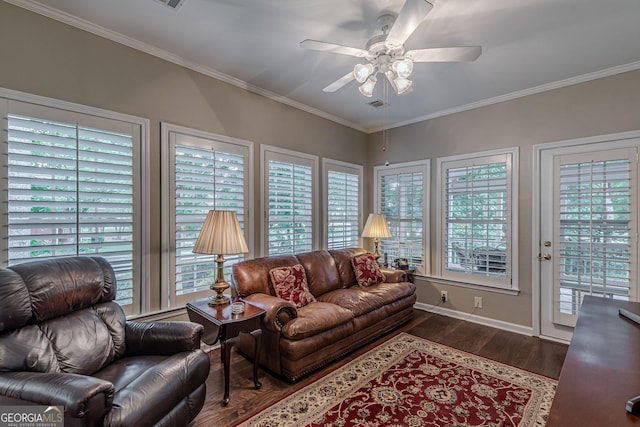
(351, 253, 385, 287)
(361, 281, 417, 305)
(233, 255, 299, 297)
(270, 264, 316, 308)
(295, 250, 342, 296)
(318, 288, 386, 317)
(329, 247, 367, 288)
(281, 302, 353, 340)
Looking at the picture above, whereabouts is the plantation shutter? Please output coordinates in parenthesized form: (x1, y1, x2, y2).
(443, 157, 510, 285)
(6, 112, 136, 307)
(554, 149, 637, 326)
(439, 152, 514, 288)
(267, 160, 313, 255)
(378, 167, 424, 270)
(327, 169, 360, 249)
(171, 138, 247, 305)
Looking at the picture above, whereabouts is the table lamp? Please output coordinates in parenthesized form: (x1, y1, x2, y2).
(362, 213, 392, 261)
(193, 210, 248, 306)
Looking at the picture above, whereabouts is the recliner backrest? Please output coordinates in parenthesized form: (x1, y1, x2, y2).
(0, 256, 126, 375)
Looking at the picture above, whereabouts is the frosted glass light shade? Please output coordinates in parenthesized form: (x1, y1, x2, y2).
(358, 75, 377, 97)
(354, 63, 375, 83)
(392, 58, 413, 78)
(362, 213, 392, 238)
(394, 76, 413, 94)
(193, 210, 248, 255)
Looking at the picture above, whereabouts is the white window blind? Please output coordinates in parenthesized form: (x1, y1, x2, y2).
(438, 150, 516, 289)
(325, 160, 362, 250)
(556, 155, 636, 321)
(262, 146, 317, 256)
(375, 161, 428, 273)
(175, 146, 245, 296)
(162, 124, 251, 307)
(268, 160, 313, 255)
(6, 113, 136, 306)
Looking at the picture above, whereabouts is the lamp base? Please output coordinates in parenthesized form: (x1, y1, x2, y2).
(209, 281, 231, 306)
(373, 238, 381, 260)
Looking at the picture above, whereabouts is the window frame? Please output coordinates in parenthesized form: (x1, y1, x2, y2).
(322, 158, 363, 250)
(0, 88, 150, 316)
(161, 122, 254, 309)
(260, 145, 319, 257)
(435, 147, 519, 291)
(373, 160, 430, 275)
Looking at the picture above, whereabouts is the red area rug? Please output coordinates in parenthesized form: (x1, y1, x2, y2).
(236, 333, 556, 427)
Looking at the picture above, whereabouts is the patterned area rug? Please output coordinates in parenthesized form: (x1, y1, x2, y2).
(236, 333, 557, 427)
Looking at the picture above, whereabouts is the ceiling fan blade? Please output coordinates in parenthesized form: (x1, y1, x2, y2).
(385, 0, 434, 48)
(406, 46, 482, 62)
(300, 39, 368, 58)
(323, 72, 355, 93)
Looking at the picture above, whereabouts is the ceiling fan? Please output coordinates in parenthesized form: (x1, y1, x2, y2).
(300, 0, 481, 97)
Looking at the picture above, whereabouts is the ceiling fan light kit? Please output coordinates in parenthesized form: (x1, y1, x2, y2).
(300, 0, 481, 98)
(354, 63, 375, 83)
(359, 75, 378, 97)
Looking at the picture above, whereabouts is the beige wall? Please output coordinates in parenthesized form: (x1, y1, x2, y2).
(0, 3, 368, 312)
(367, 69, 640, 328)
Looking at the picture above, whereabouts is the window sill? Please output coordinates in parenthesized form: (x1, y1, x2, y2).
(414, 274, 520, 296)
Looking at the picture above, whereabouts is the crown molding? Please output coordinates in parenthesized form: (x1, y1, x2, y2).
(4, 0, 367, 133)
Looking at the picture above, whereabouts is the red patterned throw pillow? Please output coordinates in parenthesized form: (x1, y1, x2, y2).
(351, 253, 386, 287)
(269, 264, 316, 308)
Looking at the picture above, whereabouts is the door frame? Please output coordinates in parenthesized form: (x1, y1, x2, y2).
(531, 130, 640, 341)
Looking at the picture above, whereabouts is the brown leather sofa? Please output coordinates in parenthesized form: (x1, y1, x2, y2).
(232, 247, 416, 381)
(0, 256, 210, 427)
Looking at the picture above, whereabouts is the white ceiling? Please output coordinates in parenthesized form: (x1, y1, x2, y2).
(8, 0, 640, 132)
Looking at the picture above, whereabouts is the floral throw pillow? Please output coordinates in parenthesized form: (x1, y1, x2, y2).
(269, 264, 316, 308)
(351, 253, 386, 287)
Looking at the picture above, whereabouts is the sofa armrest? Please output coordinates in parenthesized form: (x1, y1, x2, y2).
(0, 371, 114, 420)
(125, 321, 204, 356)
(380, 268, 407, 283)
(242, 293, 297, 332)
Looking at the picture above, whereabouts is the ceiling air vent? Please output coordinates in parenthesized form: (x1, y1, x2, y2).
(154, 0, 187, 10)
(367, 99, 388, 109)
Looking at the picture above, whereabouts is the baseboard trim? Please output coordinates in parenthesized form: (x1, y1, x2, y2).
(414, 302, 534, 337)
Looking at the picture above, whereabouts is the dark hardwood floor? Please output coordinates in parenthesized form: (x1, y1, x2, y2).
(192, 309, 568, 426)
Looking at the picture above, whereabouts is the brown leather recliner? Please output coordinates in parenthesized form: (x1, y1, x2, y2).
(0, 256, 210, 427)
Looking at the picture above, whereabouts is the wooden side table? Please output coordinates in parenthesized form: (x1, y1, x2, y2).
(186, 297, 265, 406)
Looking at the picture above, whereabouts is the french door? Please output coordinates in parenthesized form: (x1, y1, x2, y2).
(539, 138, 639, 341)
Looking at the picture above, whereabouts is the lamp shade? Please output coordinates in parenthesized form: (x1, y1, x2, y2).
(362, 213, 392, 238)
(193, 210, 248, 255)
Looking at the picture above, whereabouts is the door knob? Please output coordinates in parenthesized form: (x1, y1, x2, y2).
(537, 253, 551, 261)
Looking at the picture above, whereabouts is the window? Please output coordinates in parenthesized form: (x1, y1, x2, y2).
(437, 149, 518, 289)
(261, 145, 318, 256)
(1, 96, 148, 315)
(323, 159, 362, 250)
(555, 149, 637, 324)
(374, 160, 429, 274)
(161, 123, 252, 308)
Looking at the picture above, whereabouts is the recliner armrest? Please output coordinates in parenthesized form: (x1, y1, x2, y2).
(380, 268, 407, 283)
(125, 321, 204, 356)
(242, 293, 297, 332)
(0, 371, 114, 420)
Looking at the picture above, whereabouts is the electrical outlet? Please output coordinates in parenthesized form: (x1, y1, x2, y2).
(474, 296, 483, 308)
(441, 291, 448, 303)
